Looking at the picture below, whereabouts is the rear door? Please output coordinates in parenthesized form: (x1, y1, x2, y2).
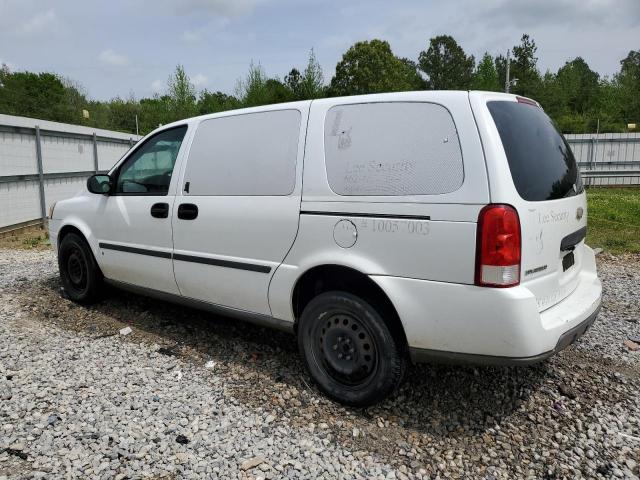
(471, 93, 587, 311)
(171, 105, 308, 315)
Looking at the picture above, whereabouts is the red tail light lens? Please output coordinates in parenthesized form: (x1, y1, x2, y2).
(475, 204, 521, 287)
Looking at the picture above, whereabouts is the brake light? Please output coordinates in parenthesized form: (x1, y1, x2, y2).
(475, 204, 521, 287)
(516, 96, 538, 107)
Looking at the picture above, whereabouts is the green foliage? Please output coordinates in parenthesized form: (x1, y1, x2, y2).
(472, 53, 501, 91)
(1, 39, 639, 135)
(197, 90, 240, 114)
(0, 68, 84, 123)
(167, 65, 197, 121)
(418, 35, 475, 90)
(510, 34, 541, 97)
(330, 39, 421, 96)
(615, 50, 640, 126)
(235, 62, 294, 107)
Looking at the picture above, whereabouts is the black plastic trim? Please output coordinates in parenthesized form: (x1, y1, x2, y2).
(98, 242, 271, 273)
(173, 254, 271, 273)
(409, 302, 601, 366)
(99, 242, 172, 259)
(300, 211, 431, 221)
(561, 226, 587, 252)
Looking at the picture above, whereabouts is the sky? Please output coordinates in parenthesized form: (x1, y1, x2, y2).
(1, 0, 639, 101)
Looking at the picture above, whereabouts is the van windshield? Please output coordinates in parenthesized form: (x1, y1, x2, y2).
(487, 100, 583, 201)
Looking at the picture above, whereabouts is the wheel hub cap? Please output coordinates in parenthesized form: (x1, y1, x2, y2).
(318, 314, 376, 385)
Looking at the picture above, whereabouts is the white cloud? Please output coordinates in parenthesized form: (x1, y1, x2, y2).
(99, 49, 130, 67)
(151, 79, 164, 93)
(192, 73, 208, 88)
(21, 9, 56, 34)
(175, 0, 261, 16)
(182, 30, 200, 42)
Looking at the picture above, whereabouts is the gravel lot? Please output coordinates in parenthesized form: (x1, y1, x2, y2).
(1, 246, 639, 479)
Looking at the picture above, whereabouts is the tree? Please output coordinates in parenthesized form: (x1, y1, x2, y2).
(555, 57, 599, 114)
(197, 90, 240, 114)
(510, 34, 541, 97)
(616, 50, 640, 125)
(167, 65, 196, 121)
(236, 62, 294, 107)
(330, 39, 420, 96)
(298, 49, 325, 99)
(472, 53, 501, 91)
(284, 68, 302, 98)
(0, 70, 75, 123)
(236, 61, 269, 106)
(398, 57, 425, 90)
(138, 96, 172, 133)
(418, 35, 474, 90)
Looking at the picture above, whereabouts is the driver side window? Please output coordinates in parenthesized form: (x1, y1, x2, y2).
(116, 126, 187, 195)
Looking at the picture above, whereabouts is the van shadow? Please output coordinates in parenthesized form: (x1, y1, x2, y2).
(40, 277, 550, 440)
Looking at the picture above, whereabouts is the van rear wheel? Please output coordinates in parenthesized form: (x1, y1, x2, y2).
(298, 291, 406, 406)
(58, 233, 103, 304)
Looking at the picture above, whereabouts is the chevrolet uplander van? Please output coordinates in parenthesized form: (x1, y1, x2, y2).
(49, 91, 602, 406)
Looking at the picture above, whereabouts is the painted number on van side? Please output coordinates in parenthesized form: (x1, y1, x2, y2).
(361, 219, 430, 236)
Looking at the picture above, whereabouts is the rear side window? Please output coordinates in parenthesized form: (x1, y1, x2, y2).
(185, 110, 301, 196)
(324, 102, 464, 196)
(487, 101, 583, 201)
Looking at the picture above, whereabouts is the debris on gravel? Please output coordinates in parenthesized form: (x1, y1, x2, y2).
(1, 247, 639, 478)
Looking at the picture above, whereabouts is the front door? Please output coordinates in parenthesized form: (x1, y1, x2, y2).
(93, 126, 188, 294)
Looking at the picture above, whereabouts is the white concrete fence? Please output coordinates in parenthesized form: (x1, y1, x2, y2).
(0, 114, 140, 231)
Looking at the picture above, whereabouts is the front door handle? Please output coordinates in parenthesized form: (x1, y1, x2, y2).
(150, 202, 169, 218)
(178, 203, 198, 220)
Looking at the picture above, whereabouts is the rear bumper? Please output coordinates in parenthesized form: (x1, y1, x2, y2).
(371, 245, 602, 364)
(409, 302, 600, 365)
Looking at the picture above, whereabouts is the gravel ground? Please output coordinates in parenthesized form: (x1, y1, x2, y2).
(0, 247, 639, 479)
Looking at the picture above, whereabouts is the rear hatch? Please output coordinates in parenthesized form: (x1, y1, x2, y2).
(485, 97, 587, 311)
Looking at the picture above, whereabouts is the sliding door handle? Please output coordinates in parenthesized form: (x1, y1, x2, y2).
(150, 202, 169, 218)
(178, 203, 198, 220)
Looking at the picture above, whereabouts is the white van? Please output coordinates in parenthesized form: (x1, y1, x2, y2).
(48, 91, 602, 406)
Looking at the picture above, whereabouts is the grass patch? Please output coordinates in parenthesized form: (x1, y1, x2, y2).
(0, 228, 50, 250)
(586, 187, 640, 254)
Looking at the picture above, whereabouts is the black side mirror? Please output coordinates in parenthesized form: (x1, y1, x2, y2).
(87, 174, 112, 194)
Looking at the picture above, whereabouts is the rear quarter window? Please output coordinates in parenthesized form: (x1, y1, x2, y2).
(184, 109, 301, 196)
(487, 101, 582, 201)
(324, 102, 464, 196)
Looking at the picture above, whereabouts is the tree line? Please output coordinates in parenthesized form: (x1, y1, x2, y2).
(0, 34, 638, 135)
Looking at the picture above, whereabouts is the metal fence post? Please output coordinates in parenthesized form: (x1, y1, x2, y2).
(92, 133, 99, 173)
(34, 126, 47, 225)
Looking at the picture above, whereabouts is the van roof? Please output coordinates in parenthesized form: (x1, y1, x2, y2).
(151, 90, 524, 137)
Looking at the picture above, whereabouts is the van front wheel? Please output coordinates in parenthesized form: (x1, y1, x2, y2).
(298, 291, 406, 407)
(58, 233, 103, 304)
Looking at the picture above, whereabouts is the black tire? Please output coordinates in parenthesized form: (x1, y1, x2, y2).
(58, 233, 103, 304)
(298, 291, 407, 407)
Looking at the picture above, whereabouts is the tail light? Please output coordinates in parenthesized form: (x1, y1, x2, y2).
(475, 204, 521, 287)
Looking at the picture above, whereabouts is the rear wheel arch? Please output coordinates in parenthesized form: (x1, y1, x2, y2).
(291, 264, 408, 352)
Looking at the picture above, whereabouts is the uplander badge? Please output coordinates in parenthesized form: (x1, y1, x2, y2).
(576, 207, 584, 220)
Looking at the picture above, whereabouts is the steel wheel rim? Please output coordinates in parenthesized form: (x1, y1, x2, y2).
(313, 311, 378, 387)
(66, 246, 88, 292)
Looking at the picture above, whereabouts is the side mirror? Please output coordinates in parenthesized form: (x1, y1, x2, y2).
(87, 174, 112, 195)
